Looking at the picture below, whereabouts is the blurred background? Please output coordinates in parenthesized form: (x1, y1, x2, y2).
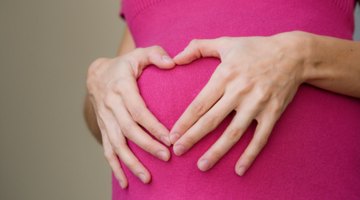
(0, 1, 359, 199)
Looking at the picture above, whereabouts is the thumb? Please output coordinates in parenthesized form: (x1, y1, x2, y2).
(173, 39, 222, 65)
(145, 45, 175, 69)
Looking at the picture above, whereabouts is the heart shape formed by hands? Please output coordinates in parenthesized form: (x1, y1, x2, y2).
(93, 33, 306, 188)
(162, 35, 302, 176)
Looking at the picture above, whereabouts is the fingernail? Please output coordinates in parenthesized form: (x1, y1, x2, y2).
(237, 166, 246, 176)
(198, 159, 211, 171)
(156, 150, 170, 161)
(160, 135, 171, 146)
(137, 172, 148, 183)
(174, 144, 186, 156)
(169, 132, 180, 144)
(161, 55, 172, 63)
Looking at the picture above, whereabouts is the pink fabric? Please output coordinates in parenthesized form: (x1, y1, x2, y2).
(113, 0, 360, 199)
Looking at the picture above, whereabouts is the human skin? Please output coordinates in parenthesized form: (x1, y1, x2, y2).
(84, 28, 360, 187)
(84, 27, 174, 188)
(169, 31, 360, 176)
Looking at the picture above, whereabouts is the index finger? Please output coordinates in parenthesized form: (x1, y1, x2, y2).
(173, 38, 224, 65)
(114, 78, 172, 146)
(169, 66, 228, 144)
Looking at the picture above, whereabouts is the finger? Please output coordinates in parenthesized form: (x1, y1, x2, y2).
(172, 91, 238, 156)
(196, 106, 257, 172)
(115, 78, 171, 146)
(131, 46, 176, 74)
(169, 66, 228, 144)
(173, 38, 224, 65)
(104, 96, 170, 162)
(115, 133, 152, 184)
(94, 109, 128, 188)
(235, 114, 278, 176)
(101, 131, 128, 189)
(145, 46, 176, 69)
(98, 110, 152, 184)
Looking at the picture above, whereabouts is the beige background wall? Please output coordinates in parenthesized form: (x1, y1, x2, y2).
(0, 1, 123, 199)
(0, 1, 359, 200)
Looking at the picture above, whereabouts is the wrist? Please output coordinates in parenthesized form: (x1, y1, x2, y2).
(274, 31, 315, 83)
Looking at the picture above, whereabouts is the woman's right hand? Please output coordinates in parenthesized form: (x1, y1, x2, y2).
(86, 46, 175, 189)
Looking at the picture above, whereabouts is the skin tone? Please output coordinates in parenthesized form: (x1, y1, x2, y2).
(169, 31, 360, 176)
(85, 28, 360, 188)
(85, 28, 175, 188)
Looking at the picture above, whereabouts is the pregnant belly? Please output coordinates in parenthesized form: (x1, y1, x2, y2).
(113, 58, 360, 200)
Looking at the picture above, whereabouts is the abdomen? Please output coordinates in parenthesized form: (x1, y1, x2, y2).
(113, 58, 360, 200)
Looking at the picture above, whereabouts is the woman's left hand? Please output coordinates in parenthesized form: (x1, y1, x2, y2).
(169, 31, 309, 176)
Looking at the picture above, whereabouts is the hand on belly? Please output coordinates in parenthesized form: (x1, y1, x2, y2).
(168, 33, 307, 176)
(92, 32, 308, 189)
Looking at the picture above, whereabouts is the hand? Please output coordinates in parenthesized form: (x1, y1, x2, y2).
(170, 32, 307, 176)
(86, 46, 175, 188)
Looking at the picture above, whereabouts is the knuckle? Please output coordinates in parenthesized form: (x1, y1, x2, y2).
(130, 107, 144, 122)
(104, 92, 114, 108)
(231, 79, 254, 98)
(242, 153, 254, 164)
(224, 127, 241, 142)
(209, 149, 223, 161)
(215, 66, 234, 81)
(231, 86, 247, 99)
(176, 122, 190, 134)
(183, 134, 197, 145)
(112, 141, 124, 152)
(97, 117, 106, 130)
(88, 58, 108, 76)
(199, 115, 219, 130)
(87, 58, 109, 90)
(103, 93, 115, 109)
(96, 109, 107, 122)
(270, 98, 283, 115)
(190, 101, 207, 117)
(89, 58, 108, 71)
(241, 77, 255, 90)
(148, 125, 160, 137)
(143, 143, 157, 153)
(112, 144, 121, 153)
(120, 122, 134, 136)
(256, 88, 271, 105)
(126, 160, 138, 170)
(111, 80, 130, 95)
(104, 150, 114, 161)
(110, 82, 122, 94)
(253, 136, 268, 149)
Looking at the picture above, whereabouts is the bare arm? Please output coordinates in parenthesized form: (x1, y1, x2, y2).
(83, 26, 135, 144)
(302, 32, 360, 98)
(169, 31, 360, 176)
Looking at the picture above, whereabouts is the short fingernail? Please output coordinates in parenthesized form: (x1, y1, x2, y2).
(137, 172, 148, 183)
(236, 166, 246, 176)
(161, 55, 172, 63)
(169, 132, 180, 144)
(156, 150, 170, 161)
(198, 159, 211, 171)
(174, 144, 186, 156)
(160, 135, 171, 146)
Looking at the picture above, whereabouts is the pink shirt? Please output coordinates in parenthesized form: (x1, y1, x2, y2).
(113, 0, 360, 199)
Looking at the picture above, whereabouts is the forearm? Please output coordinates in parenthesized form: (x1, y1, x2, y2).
(84, 27, 136, 144)
(301, 32, 360, 98)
